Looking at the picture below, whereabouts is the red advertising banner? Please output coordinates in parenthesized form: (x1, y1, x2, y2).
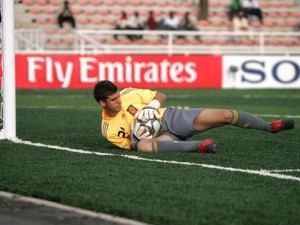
(3, 54, 222, 89)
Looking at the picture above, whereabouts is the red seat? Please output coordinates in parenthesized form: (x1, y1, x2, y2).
(130, 1, 141, 7)
(72, 8, 82, 15)
(202, 40, 214, 45)
(282, 40, 293, 47)
(77, 0, 89, 6)
(175, 39, 186, 45)
(23, 0, 35, 6)
(49, 0, 60, 6)
(77, 17, 89, 25)
(90, 0, 101, 6)
(28, 8, 42, 15)
(49, 38, 62, 46)
(85, 9, 95, 16)
(147, 39, 160, 45)
(44, 28, 57, 35)
(91, 18, 102, 25)
(36, 17, 49, 25)
(98, 9, 109, 16)
(44, 8, 58, 15)
(36, 0, 48, 6)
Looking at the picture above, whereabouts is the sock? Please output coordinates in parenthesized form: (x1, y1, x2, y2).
(231, 110, 272, 132)
(152, 140, 200, 153)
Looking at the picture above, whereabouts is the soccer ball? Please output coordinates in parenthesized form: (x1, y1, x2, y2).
(136, 117, 162, 138)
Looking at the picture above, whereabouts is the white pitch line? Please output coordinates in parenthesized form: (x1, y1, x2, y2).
(11, 138, 300, 183)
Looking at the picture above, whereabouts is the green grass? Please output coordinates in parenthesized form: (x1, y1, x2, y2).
(1, 89, 300, 225)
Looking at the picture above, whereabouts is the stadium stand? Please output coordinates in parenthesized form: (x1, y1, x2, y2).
(9, 0, 300, 53)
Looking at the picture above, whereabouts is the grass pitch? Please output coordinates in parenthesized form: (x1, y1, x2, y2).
(0, 89, 300, 225)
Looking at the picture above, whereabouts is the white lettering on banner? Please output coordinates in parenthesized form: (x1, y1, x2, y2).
(80, 57, 97, 83)
(27, 57, 43, 82)
(55, 61, 73, 88)
(80, 56, 197, 84)
(27, 57, 73, 88)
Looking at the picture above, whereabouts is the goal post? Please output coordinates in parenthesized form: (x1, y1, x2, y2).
(0, 0, 16, 140)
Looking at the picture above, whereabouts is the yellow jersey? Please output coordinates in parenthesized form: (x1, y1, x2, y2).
(101, 88, 166, 150)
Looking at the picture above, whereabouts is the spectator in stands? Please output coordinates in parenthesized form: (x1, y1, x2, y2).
(145, 11, 158, 30)
(233, 12, 249, 32)
(57, 0, 76, 28)
(242, 0, 264, 23)
(294, 21, 300, 32)
(127, 11, 145, 40)
(178, 12, 201, 40)
(162, 11, 180, 31)
(228, 0, 242, 21)
(114, 11, 132, 41)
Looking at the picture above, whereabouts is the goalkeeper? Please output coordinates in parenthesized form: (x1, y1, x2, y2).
(93, 80, 295, 154)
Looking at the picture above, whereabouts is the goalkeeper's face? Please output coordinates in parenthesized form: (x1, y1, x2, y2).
(101, 92, 122, 115)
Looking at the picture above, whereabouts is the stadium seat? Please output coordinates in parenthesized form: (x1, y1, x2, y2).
(28, 8, 42, 15)
(36, 0, 48, 6)
(63, 38, 74, 46)
(116, 0, 127, 6)
(183, 2, 192, 7)
(91, 18, 102, 25)
(35, 17, 49, 25)
(44, 28, 57, 35)
(147, 39, 160, 45)
(175, 39, 187, 45)
(98, 9, 109, 16)
(49, 0, 61, 6)
(107, 38, 118, 45)
(104, 18, 116, 26)
(23, 0, 35, 6)
(215, 39, 227, 46)
(282, 40, 293, 47)
(202, 39, 214, 45)
(130, 1, 141, 7)
(134, 39, 146, 45)
(144, 0, 155, 7)
(85, 9, 96, 16)
(77, 17, 90, 25)
(48, 17, 58, 25)
(189, 39, 200, 45)
(77, 0, 89, 6)
(44, 8, 58, 15)
(49, 37, 62, 46)
(157, 1, 167, 7)
(90, 0, 101, 6)
(266, 40, 279, 46)
(103, 0, 114, 6)
(72, 8, 82, 15)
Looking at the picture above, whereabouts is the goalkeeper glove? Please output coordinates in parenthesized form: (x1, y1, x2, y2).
(131, 122, 152, 149)
(136, 100, 161, 121)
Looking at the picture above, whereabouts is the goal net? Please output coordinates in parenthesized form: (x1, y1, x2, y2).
(0, 0, 16, 140)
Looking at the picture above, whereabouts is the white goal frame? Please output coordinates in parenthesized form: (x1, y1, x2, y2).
(0, 0, 16, 140)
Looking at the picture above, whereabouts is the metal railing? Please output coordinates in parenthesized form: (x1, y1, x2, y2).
(2, 29, 300, 55)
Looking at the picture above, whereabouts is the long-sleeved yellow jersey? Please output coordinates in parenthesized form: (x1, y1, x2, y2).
(101, 88, 166, 150)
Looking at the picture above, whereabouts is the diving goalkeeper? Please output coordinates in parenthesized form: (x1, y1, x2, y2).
(93, 80, 295, 153)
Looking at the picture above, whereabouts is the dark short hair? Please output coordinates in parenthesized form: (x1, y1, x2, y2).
(93, 80, 118, 103)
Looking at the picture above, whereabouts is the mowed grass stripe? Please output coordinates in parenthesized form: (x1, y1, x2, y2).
(12, 138, 300, 182)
